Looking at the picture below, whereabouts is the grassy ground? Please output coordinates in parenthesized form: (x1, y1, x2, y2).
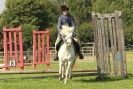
(0, 51, 132, 89)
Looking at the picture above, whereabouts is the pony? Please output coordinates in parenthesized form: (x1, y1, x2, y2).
(58, 25, 78, 84)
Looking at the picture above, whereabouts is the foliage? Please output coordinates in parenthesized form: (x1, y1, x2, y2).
(77, 22, 94, 43)
(124, 24, 133, 47)
(0, 0, 59, 49)
(0, 0, 58, 29)
(68, 0, 92, 25)
(22, 24, 36, 50)
(49, 25, 58, 47)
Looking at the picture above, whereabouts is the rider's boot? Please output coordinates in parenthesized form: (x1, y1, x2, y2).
(54, 37, 62, 61)
(73, 38, 84, 59)
(78, 51, 84, 59)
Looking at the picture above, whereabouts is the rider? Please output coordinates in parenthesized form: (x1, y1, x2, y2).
(54, 5, 84, 60)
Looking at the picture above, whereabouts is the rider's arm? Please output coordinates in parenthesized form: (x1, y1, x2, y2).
(57, 17, 62, 34)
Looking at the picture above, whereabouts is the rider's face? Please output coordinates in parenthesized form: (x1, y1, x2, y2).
(63, 10, 69, 16)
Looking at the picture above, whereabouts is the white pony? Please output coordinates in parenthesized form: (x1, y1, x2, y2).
(58, 25, 78, 84)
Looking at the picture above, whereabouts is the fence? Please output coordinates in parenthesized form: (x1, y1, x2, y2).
(0, 42, 95, 65)
(49, 43, 95, 60)
(81, 42, 95, 57)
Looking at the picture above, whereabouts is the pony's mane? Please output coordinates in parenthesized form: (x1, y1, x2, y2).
(61, 25, 74, 36)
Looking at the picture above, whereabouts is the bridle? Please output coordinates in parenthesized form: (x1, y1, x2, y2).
(61, 34, 73, 45)
(60, 33, 76, 55)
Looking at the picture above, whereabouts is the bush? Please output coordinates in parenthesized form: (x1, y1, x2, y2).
(49, 25, 58, 47)
(124, 24, 133, 47)
(22, 24, 36, 50)
(77, 22, 94, 43)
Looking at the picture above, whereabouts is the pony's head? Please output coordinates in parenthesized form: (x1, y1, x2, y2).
(61, 25, 75, 46)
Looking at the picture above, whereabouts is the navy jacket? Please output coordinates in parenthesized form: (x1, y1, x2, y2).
(57, 15, 76, 33)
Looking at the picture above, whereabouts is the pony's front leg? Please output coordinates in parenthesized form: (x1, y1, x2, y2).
(69, 60, 76, 79)
(64, 62, 71, 84)
(62, 64, 65, 79)
(59, 62, 63, 81)
(68, 67, 72, 79)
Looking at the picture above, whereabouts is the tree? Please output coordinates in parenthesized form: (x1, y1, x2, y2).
(124, 24, 133, 48)
(0, 0, 58, 29)
(49, 25, 58, 47)
(77, 22, 93, 43)
(22, 24, 36, 50)
(68, 0, 92, 25)
(0, 0, 60, 49)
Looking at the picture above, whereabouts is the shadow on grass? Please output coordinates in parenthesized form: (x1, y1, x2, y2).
(73, 73, 133, 83)
(0, 72, 97, 80)
(0, 72, 133, 83)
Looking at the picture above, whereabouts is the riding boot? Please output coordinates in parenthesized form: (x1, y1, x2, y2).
(72, 38, 84, 59)
(78, 51, 84, 59)
(54, 37, 63, 61)
(54, 42, 59, 61)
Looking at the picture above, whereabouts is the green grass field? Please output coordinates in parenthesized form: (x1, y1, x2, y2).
(0, 51, 133, 89)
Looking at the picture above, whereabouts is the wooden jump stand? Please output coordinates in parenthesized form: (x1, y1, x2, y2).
(92, 10, 127, 78)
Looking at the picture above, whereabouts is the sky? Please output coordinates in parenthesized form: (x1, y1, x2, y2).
(0, 0, 5, 14)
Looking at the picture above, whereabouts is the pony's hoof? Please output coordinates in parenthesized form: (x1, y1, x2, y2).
(69, 76, 72, 79)
(64, 79, 67, 84)
(64, 81, 67, 84)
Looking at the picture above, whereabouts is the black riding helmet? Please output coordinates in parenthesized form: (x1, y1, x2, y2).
(60, 5, 69, 14)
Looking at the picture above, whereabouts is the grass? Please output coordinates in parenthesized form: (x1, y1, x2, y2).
(0, 51, 132, 89)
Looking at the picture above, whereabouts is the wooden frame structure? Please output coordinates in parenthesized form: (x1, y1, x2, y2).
(92, 11, 127, 78)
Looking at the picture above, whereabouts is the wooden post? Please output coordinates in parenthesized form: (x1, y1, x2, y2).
(114, 11, 127, 78)
(92, 12, 102, 77)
